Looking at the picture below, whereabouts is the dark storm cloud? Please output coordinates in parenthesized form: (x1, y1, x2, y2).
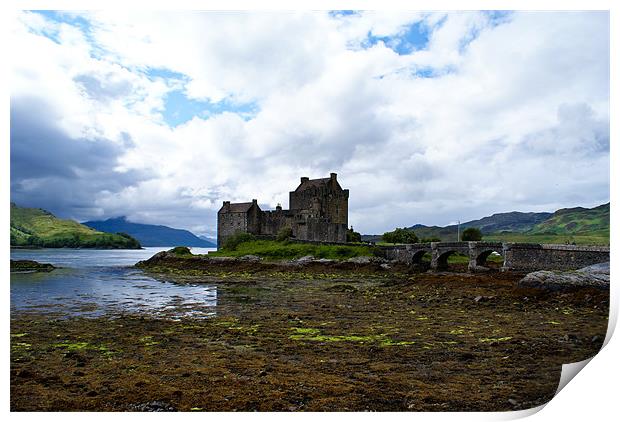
(10, 96, 153, 220)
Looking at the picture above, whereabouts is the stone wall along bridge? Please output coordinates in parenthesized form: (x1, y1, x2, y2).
(380, 242, 609, 272)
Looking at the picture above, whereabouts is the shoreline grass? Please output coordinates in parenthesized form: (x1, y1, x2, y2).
(205, 240, 378, 261)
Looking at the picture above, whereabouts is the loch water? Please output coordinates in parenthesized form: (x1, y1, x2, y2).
(10, 247, 218, 319)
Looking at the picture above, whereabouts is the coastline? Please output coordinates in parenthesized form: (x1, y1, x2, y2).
(135, 249, 435, 279)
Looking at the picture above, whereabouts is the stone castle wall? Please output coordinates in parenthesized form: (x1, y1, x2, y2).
(217, 212, 247, 248)
(260, 210, 292, 236)
(217, 174, 349, 248)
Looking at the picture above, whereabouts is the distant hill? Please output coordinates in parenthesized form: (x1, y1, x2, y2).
(363, 203, 609, 246)
(528, 203, 609, 236)
(199, 235, 218, 244)
(83, 216, 216, 247)
(10, 203, 141, 249)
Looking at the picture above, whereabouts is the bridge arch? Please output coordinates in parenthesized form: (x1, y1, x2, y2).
(410, 249, 429, 265)
(431, 242, 471, 271)
(468, 242, 505, 272)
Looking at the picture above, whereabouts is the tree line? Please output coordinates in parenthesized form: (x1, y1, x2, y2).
(382, 227, 482, 244)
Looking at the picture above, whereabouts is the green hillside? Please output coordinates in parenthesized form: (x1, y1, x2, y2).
(485, 203, 609, 246)
(528, 203, 609, 236)
(364, 203, 610, 246)
(10, 203, 141, 249)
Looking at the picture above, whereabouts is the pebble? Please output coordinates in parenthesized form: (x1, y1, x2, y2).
(130, 400, 177, 412)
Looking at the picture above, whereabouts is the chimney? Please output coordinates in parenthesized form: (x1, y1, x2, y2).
(223, 201, 230, 206)
(252, 199, 257, 204)
(330, 172, 337, 181)
(301, 177, 309, 183)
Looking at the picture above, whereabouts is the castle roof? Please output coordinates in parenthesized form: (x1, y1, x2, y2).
(295, 177, 331, 191)
(223, 202, 254, 213)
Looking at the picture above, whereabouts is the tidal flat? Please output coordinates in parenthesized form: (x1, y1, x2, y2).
(11, 270, 608, 412)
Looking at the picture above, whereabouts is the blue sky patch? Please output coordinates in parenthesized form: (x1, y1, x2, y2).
(363, 20, 430, 55)
(147, 67, 261, 126)
(32, 11, 109, 59)
(35, 10, 93, 33)
(459, 11, 514, 53)
(161, 90, 259, 127)
(146, 67, 187, 81)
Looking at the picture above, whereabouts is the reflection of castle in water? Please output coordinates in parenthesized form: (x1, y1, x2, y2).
(217, 173, 349, 248)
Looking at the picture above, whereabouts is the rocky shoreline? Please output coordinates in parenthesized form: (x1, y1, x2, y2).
(135, 249, 419, 277)
(136, 249, 609, 292)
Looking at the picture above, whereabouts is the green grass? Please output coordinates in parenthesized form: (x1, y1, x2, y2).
(10, 203, 141, 249)
(207, 240, 377, 261)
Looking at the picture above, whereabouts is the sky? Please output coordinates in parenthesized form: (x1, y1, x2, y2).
(9, 10, 610, 237)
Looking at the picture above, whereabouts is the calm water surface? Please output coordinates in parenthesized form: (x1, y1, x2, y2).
(10, 247, 218, 319)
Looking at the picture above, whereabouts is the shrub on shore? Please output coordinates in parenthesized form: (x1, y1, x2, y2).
(382, 228, 418, 244)
(462, 228, 483, 241)
(276, 227, 293, 242)
(222, 232, 256, 251)
(169, 246, 192, 256)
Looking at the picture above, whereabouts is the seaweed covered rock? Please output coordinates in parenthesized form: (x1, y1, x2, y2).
(10, 259, 55, 272)
(169, 246, 192, 256)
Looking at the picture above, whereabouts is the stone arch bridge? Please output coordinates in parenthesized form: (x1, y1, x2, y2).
(380, 242, 609, 272)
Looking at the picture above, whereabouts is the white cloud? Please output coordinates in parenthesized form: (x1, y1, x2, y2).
(10, 10, 609, 237)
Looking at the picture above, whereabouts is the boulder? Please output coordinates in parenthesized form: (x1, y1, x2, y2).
(238, 254, 262, 262)
(295, 255, 315, 264)
(346, 256, 373, 264)
(518, 262, 609, 291)
(10, 259, 55, 272)
(346, 256, 388, 264)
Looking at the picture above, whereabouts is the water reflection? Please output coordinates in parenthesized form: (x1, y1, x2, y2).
(10, 248, 218, 319)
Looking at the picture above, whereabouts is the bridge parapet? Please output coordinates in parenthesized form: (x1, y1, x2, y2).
(503, 243, 609, 271)
(381, 243, 432, 264)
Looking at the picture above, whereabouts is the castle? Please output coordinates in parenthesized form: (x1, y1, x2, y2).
(217, 173, 349, 248)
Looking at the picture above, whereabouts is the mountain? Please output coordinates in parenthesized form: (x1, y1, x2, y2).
(363, 203, 609, 245)
(199, 235, 218, 244)
(83, 217, 216, 247)
(460, 211, 553, 233)
(391, 210, 553, 242)
(10, 203, 141, 249)
(528, 203, 609, 236)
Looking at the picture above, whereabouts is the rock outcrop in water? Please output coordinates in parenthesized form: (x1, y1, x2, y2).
(10, 259, 56, 272)
(518, 262, 609, 291)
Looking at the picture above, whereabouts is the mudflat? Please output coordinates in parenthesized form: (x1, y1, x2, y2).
(11, 270, 608, 411)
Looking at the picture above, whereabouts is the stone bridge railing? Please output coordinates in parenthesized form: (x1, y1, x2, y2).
(379, 242, 609, 272)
